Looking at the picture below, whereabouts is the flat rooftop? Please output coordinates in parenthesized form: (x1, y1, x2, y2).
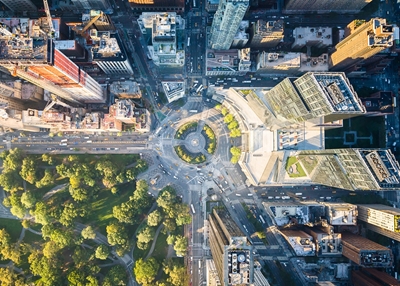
(292, 27, 332, 47)
(296, 73, 364, 113)
(299, 54, 329, 72)
(323, 203, 358, 225)
(206, 49, 240, 72)
(258, 52, 300, 70)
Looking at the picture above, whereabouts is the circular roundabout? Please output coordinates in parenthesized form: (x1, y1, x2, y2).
(173, 121, 217, 164)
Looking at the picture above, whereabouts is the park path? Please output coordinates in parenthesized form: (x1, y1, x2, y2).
(144, 224, 164, 260)
(42, 183, 68, 200)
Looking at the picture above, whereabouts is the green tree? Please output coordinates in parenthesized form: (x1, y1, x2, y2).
(28, 250, 61, 285)
(173, 235, 188, 257)
(131, 180, 151, 211)
(257, 231, 266, 239)
(41, 153, 54, 165)
(113, 201, 136, 224)
(67, 269, 86, 286)
(230, 146, 242, 156)
(163, 260, 189, 286)
(111, 186, 119, 194)
(59, 203, 79, 227)
(224, 114, 234, 124)
(147, 210, 163, 226)
(221, 107, 229, 116)
(8, 193, 26, 219)
(0, 170, 23, 192)
(163, 218, 176, 233)
(42, 241, 60, 259)
(228, 120, 239, 130)
(230, 128, 241, 138)
(81, 226, 96, 240)
(166, 235, 176, 245)
(175, 204, 192, 226)
(31, 202, 51, 225)
(36, 169, 54, 188)
(3, 148, 24, 171)
(106, 223, 128, 247)
(0, 267, 25, 286)
(136, 225, 155, 250)
(215, 104, 221, 110)
(95, 244, 110, 260)
(19, 156, 38, 184)
(231, 156, 240, 164)
(50, 228, 74, 248)
(134, 258, 159, 286)
(103, 265, 127, 286)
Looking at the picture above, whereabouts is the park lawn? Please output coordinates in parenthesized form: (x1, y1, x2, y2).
(152, 231, 168, 263)
(133, 243, 149, 260)
(23, 229, 44, 245)
(83, 183, 134, 233)
(0, 218, 22, 241)
(285, 157, 307, 178)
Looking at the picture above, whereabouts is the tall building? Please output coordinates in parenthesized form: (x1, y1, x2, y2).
(91, 31, 133, 75)
(208, 208, 254, 285)
(341, 233, 393, 267)
(0, 18, 104, 104)
(250, 20, 284, 48)
(284, 0, 372, 14)
(330, 18, 394, 72)
(296, 149, 400, 191)
(0, 0, 36, 11)
(357, 204, 400, 233)
(69, 0, 110, 10)
(291, 27, 332, 49)
(129, 0, 184, 13)
(137, 12, 185, 67)
(264, 72, 365, 126)
(352, 268, 400, 286)
(209, 0, 249, 50)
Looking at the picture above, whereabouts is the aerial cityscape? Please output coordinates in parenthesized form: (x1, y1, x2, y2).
(0, 0, 398, 285)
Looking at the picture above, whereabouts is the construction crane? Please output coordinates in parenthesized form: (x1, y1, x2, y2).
(73, 11, 104, 36)
(42, 0, 54, 36)
(43, 95, 75, 114)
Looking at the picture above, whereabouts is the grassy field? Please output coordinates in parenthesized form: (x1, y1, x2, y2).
(0, 218, 22, 241)
(23, 230, 44, 245)
(152, 231, 168, 263)
(82, 181, 135, 233)
(285, 156, 307, 178)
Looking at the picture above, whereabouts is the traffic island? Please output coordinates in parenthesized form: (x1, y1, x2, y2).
(201, 124, 217, 155)
(174, 145, 206, 164)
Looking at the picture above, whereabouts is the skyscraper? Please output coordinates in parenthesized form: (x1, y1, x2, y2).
(209, 0, 249, 50)
(264, 72, 365, 127)
(284, 0, 372, 14)
(330, 18, 394, 72)
(294, 149, 400, 191)
(0, 34, 104, 104)
(208, 208, 254, 285)
(0, 0, 36, 12)
(69, 0, 111, 10)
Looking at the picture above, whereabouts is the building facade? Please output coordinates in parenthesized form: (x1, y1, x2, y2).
(208, 208, 254, 285)
(296, 149, 400, 191)
(341, 233, 393, 267)
(264, 72, 365, 126)
(92, 31, 134, 75)
(138, 12, 185, 67)
(209, 0, 249, 50)
(357, 204, 400, 233)
(129, 0, 184, 13)
(250, 20, 284, 48)
(284, 0, 372, 14)
(330, 18, 394, 72)
(0, 0, 36, 11)
(69, 0, 111, 10)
